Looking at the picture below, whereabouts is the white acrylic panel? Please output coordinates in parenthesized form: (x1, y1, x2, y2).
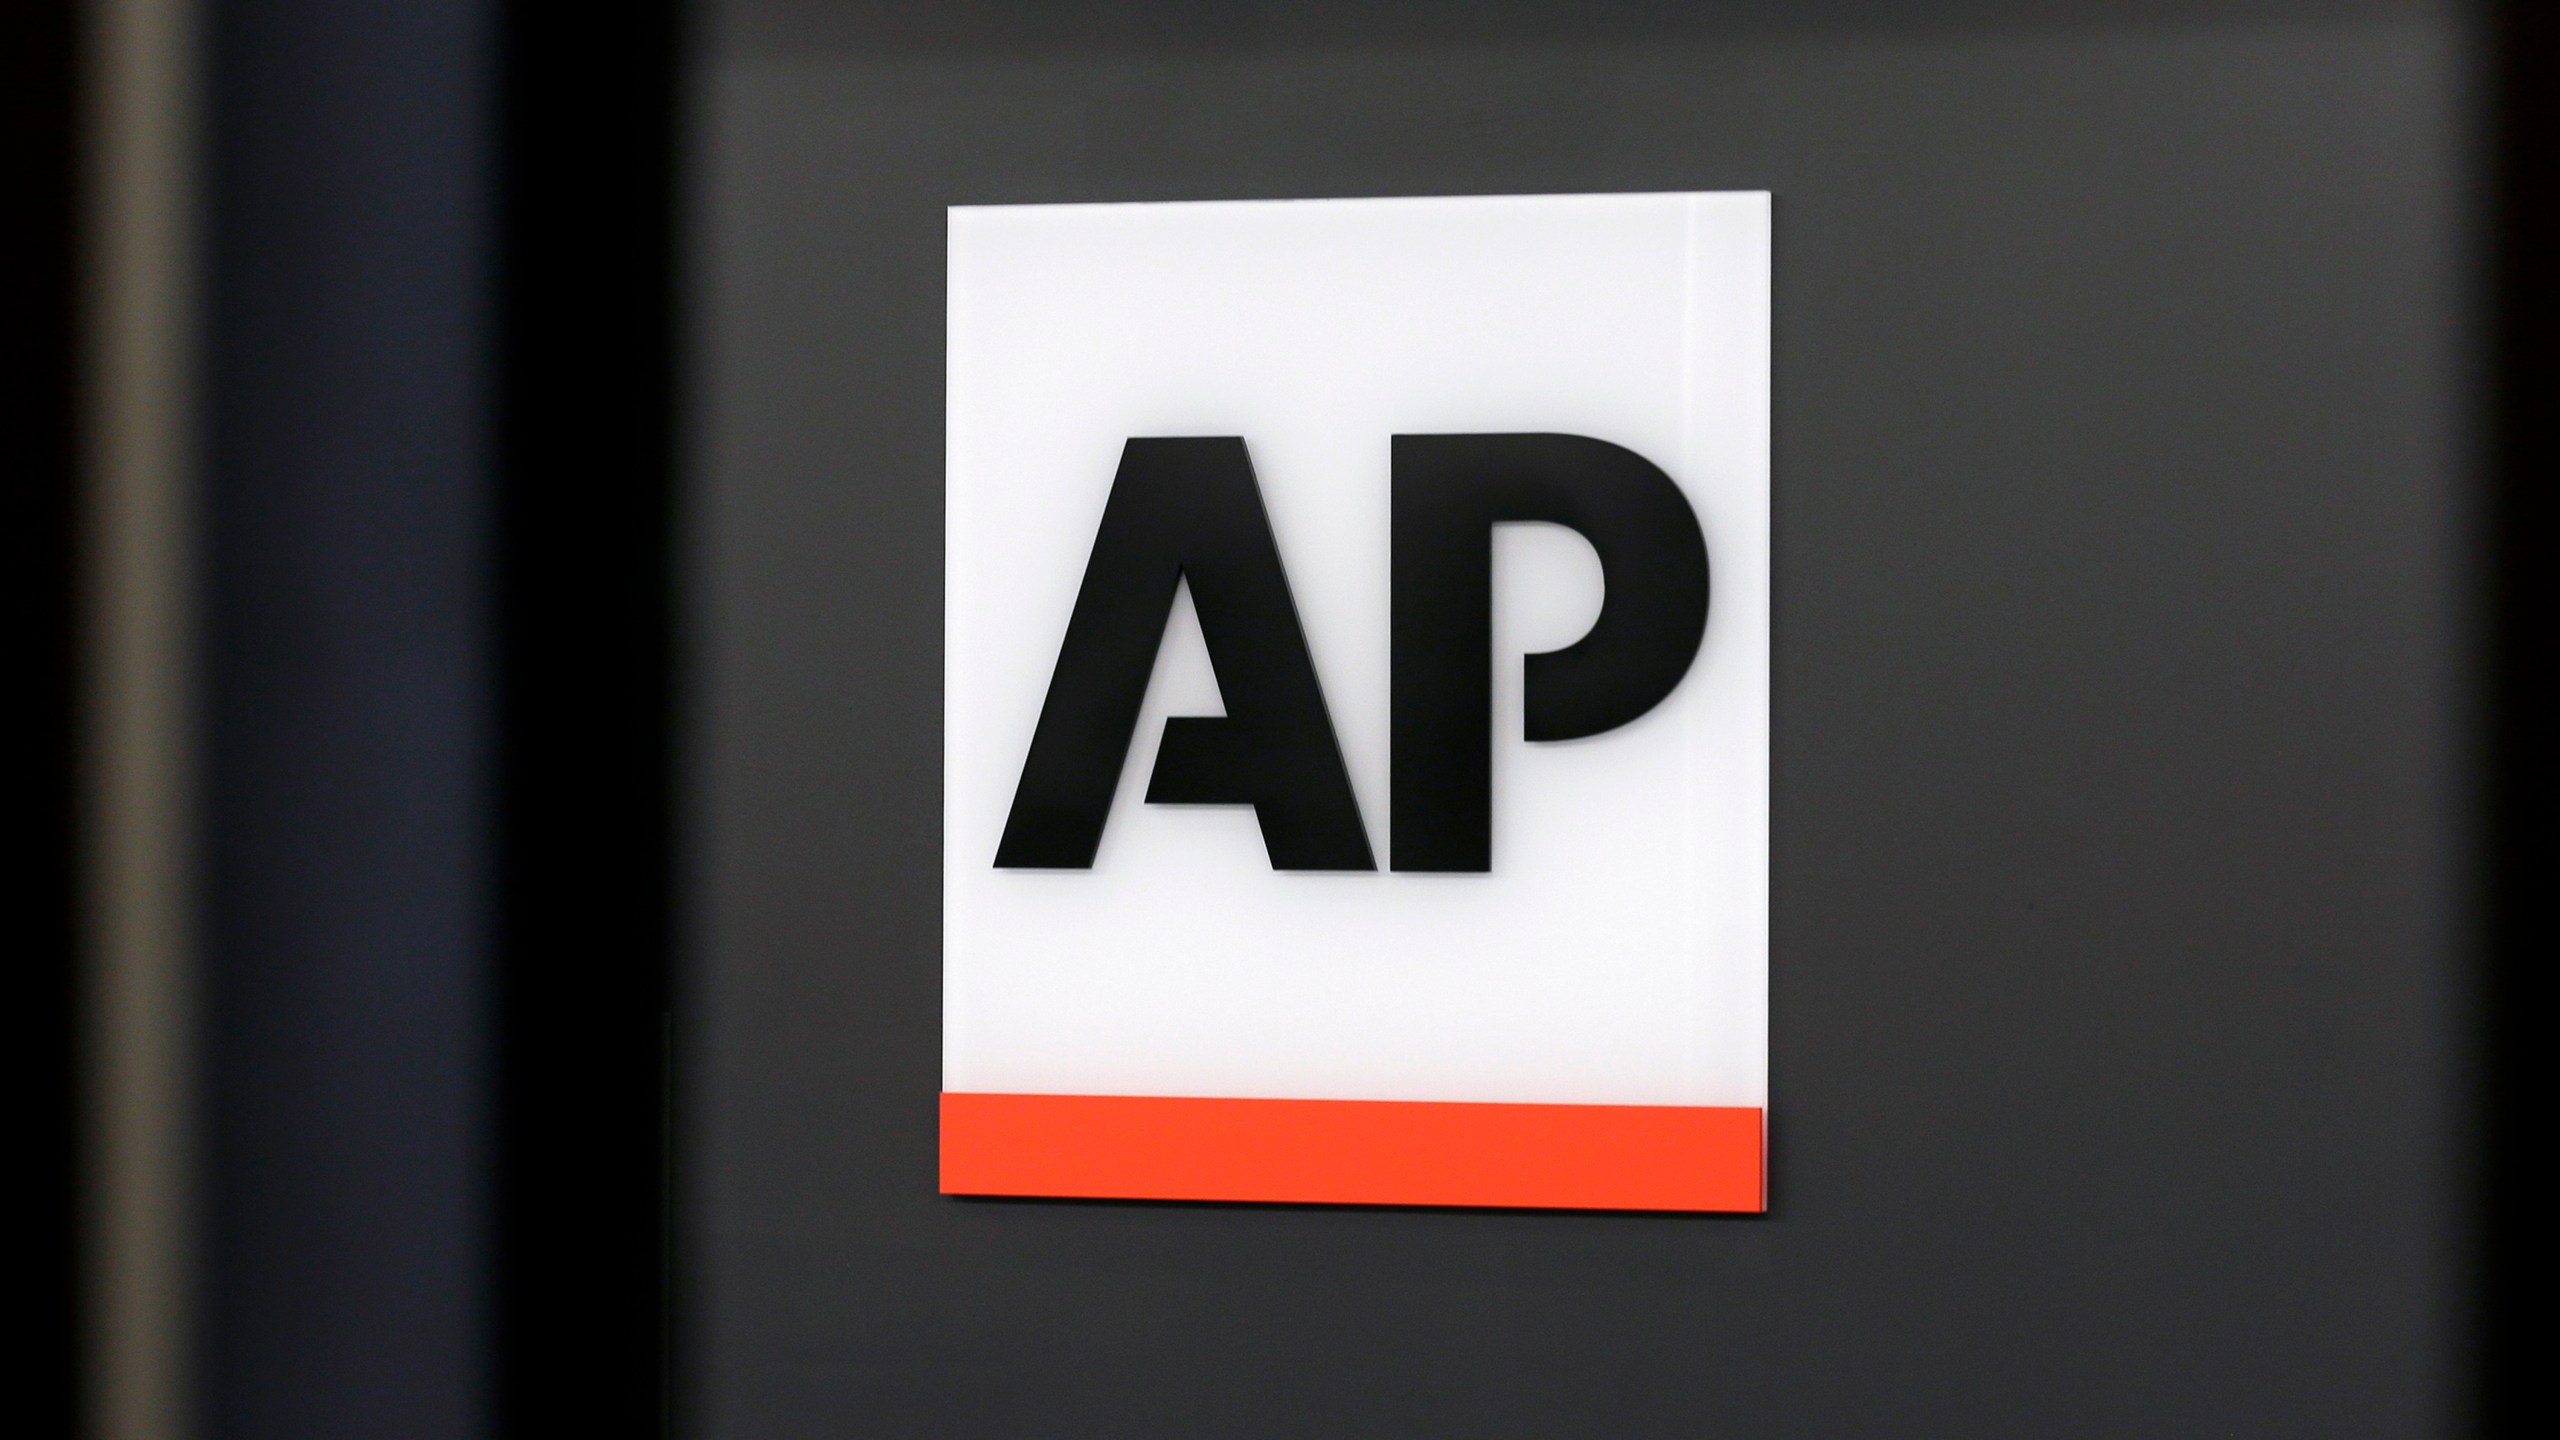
(945, 192, 1768, 1108)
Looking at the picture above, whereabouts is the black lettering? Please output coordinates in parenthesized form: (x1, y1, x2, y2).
(1390, 433, 1710, 873)
(995, 438, 1376, 871)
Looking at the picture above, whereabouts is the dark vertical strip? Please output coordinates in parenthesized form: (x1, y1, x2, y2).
(201, 2, 493, 1436)
(2484, 4, 2550, 1433)
(494, 1, 680, 1434)
(5, 0, 82, 1435)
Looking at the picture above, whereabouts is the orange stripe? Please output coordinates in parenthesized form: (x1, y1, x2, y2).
(940, 1091, 1764, 1213)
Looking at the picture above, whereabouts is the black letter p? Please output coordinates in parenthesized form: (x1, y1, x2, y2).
(1390, 433, 1711, 873)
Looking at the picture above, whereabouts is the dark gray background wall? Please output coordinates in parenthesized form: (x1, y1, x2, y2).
(205, 3, 491, 1436)
(692, 2, 2480, 1436)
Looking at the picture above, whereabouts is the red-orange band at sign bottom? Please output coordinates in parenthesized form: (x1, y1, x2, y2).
(940, 1091, 1765, 1213)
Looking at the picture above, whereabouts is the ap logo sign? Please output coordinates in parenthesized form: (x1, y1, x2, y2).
(943, 193, 1768, 1211)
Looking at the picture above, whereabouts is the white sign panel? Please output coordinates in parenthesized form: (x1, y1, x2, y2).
(943, 192, 1769, 1211)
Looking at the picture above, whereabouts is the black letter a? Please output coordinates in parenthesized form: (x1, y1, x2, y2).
(995, 438, 1375, 871)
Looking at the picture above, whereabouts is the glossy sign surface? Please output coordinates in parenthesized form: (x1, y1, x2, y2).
(943, 193, 1770, 1209)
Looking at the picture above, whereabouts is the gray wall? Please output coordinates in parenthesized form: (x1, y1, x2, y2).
(692, 4, 2477, 1435)
(204, 2, 491, 1435)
